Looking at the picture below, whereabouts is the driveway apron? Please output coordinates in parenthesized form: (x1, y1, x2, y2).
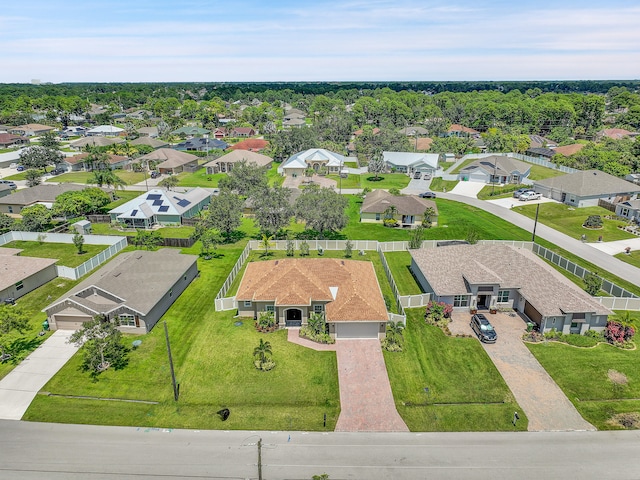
(0, 330, 78, 420)
(334, 339, 408, 432)
(453, 312, 595, 432)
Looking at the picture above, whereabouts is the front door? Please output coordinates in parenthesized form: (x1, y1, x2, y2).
(477, 295, 487, 309)
(285, 308, 302, 327)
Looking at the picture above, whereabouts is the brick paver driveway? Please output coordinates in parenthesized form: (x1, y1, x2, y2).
(450, 311, 595, 432)
(334, 340, 408, 432)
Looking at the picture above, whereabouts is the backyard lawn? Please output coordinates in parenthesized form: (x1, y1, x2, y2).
(176, 170, 225, 187)
(45, 170, 146, 185)
(23, 240, 341, 431)
(384, 251, 422, 295)
(326, 173, 411, 190)
(527, 312, 640, 430)
(90, 223, 196, 239)
(515, 203, 634, 243)
(527, 164, 567, 181)
(384, 308, 527, 431)
(1, 241, 109, 267)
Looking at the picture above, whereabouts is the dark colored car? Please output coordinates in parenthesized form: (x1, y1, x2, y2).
(50, 168, 66, 175)
(419, 191, 436, 199)
(150, 171, 160, 179)
(470, 313, 497, 343)
(16, 165, 25, 171)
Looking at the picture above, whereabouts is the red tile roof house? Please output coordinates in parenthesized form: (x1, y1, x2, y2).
(445, 124, 480, 138)
(0, 133, 30, 148)
(229, 138, 269, 152)
(596, 128, 638, 140)
(410, 244, 611, 333)
(236, 258, 389, 339)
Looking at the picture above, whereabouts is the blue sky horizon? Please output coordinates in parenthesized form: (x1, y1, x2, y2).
(1, 0, 639, 83)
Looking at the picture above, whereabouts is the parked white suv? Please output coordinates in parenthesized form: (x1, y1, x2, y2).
(519, 191, 542, 201)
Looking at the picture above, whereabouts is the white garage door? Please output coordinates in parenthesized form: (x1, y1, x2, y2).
(336, 322, 379, 339)
(53, 314, 91, 330)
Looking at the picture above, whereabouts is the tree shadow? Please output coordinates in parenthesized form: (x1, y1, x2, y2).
(4, 336, 47, 364)
(223, 230, 246, 244)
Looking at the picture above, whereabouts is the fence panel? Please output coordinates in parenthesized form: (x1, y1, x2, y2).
(215, 296, 237, 311)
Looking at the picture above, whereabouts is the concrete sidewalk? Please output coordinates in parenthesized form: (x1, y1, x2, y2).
(0, 330, 78, 420)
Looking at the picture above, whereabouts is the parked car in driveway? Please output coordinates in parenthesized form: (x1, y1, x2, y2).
(519, 191, 542, 201)
(413, 171, 422, 179)
(471, 313, 497, 343)
(513, 188, 533, 198)
(150, 171, 160, 179)
(16, 165, 25, 171)
(0, 180, 17, 190)
(419, 191, 436, 199)
(50, 168, 66, 175)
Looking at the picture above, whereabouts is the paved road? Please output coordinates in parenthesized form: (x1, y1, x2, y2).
(440, 192, 640, 286)
(2, 421, 640, 479)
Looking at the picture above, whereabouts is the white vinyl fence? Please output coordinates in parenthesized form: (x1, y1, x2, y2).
(0, 231, 127, 280)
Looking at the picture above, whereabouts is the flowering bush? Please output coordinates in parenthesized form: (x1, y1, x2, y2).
(604, 321, 635, 345)
(424, 301, 453, 328)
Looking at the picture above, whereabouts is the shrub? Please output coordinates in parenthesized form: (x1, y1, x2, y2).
(344, 240, 353, 258)
(383, 218, 398, 227)
(388, 187, 401, 195)
(299, 240, 310, 256)
(604, 321, 635, 345)
(583, 215, 603, 228)
(299, 327, 335, 344)
(381, 337, 403, 352)
(255, 311, 276, 332)
(424, 301, 452, 328)
(583, 272, 603, 295)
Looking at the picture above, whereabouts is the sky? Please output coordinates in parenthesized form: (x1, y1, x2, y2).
(1, 0, 639, 83)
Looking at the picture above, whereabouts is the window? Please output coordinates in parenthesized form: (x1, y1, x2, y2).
(314, 305, 323, 313)
(118, 314, 136, 327)
(453, 295, 469, 307)
(375, 213, 381, 221)
(244, 300, 252, 307)
(265, 305, 275, 312)
(169, 288, 173, 298)
(15, 281, 24, 291)
(8, 206, 12, 213)
(497, 290, 509, 303)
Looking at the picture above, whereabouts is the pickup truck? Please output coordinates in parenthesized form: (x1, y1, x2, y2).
(519, 191, 542, 201)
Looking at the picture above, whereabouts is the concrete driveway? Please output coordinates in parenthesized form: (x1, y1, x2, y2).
(449, 181, 485, 197)
(0, 330, 78, 420)
(450, 311, 595, 432)
(487, 196, 558, 209)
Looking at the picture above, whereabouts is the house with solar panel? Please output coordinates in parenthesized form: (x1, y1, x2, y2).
(108, 188, 211, 228)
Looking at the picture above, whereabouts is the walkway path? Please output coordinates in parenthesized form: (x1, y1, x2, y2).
(440, 192, 640, 286)
(450, 312, 595, 431)
(287, 330, 407, 432)
(0, 330, 78, 420)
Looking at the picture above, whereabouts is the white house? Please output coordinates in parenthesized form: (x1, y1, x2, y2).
(278, 148, 346, 177)
(383, 152, 439, 175)
(86, 125, 125, 137)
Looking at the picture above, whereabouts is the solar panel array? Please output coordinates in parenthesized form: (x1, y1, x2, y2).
(147, 194, 161, 200)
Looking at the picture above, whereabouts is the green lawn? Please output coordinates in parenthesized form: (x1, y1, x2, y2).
(4, 172, 27, 181)
(176, 170, 225, 187)
(45, 171, 145, 185)
(385, 308, 527, 431)
(1, 241, 109, 267)
(384, 252, 422, 295)
(614, 250, 640, 270)
(343, 161, 358, 168)
(429, 177, 459, 193)
(326, 173, 411, 190)
(515, 203, 634, 243)
(23, 240, 341, 431)
(527, 312, 640, 430)
(327, 174, 361, 189)
(450, 158, 477, 174)
(103, 190, 141, 210)
(527, 164, 567, 181)
(477, 184, 523, 200)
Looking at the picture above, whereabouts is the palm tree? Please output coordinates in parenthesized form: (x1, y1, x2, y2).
(260, 234, 274, 256)
(88, 169, 127, 192)
(386, 321, 405, 345)
(423, 207, 436, 226)
(253, 338, 272, 364)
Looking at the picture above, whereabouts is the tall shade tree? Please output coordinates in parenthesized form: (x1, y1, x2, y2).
(251, 186, 292, 236)
(0, 305, 29, 359)
(24, 169, 43, 187)
(294, 186, 348, 236)
(199, 192, 243, 240)
(218, 160, 268, 197)
(69, 316, 130, 377)
(367, 152, 386, 180)
(19, 204, 52, 231)
(18, 146, 63, 172)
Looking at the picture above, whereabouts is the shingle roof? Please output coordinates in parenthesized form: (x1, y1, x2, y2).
(361, 190, 437, 215)
(44, 249, 197, 317)
(204, 150, 272, 168)
(0, 184, 87, 206)
(130, 137, 167, 148)
(535, 170, 640, 197)
(70, 136, 124, 148)
(410, 244, 611, 317)
(170, 126, 210, 135)
(598, 128, 637, 140)
(528, 135, 557, 149)
(0, 252, 57, 291)
(138, 148, 198, 167)
(64, 153, 128, 166)
(236, 258, 388, 322)
(109, 188, 210, 219)
(460, 155, 530, 175)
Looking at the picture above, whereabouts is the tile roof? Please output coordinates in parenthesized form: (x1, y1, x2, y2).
(45, 249, 197, 317)
(281, 148, 346, 170)
(229, 138, 269, 151)
(236, 258, 388, 322)
(383, 151, 439, 168)
(553, 143, 585, 157)
(535, 170, 640, 197)
(0, 252, 57, 292)
(598, 128, 637, 140)
(361, 189, 437, 215)
(410, 244, 611, 317)
(448, 124, 479, 134)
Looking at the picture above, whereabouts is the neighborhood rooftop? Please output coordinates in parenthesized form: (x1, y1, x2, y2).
(361, 189, 436, 215)
(0, 251, 57, 292)
(535, 169, 640, 197)
(236, 258, 388, 322)
(409, 244, 611, 318)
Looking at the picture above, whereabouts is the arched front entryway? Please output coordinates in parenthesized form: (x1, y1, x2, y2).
(285, 308, 302, 327)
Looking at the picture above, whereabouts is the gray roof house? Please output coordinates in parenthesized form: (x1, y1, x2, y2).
(109, 188, 211, 228)
(0, 184, 90, 214)
(615, 199, 640, 223)
(534, 170, 640, 207)
(458, 155, 531, 184)
(278, 148, 346, 177)
(44, 249, 198, 333)
(0, 248, 58, 301)
(138, 149, 199, 174)
(383, 152, 439, 175)
(410, 244, 611, 334)
(625, 173, 640, 185)
(360, 190, 437, 227)
(204, 150, 273, 174)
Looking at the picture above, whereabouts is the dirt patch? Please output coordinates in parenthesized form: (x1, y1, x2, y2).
(608, 369, 629, 386)
(607, 412, 640, 429)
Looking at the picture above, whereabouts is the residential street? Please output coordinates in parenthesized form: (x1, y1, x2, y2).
(2, 421, 640, 479)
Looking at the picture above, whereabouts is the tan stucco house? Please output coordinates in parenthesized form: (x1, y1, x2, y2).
(0, 248, 58, 301)
(360, 190, 437, 227)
